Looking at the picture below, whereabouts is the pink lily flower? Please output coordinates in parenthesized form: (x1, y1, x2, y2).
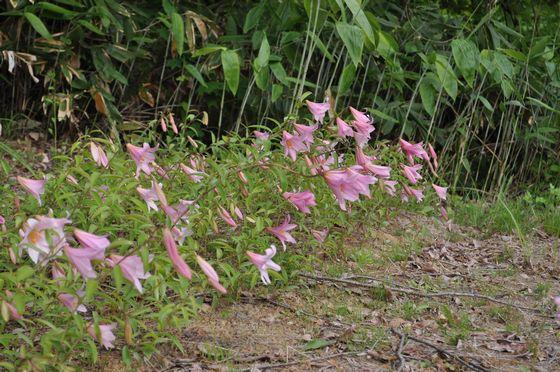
(217, 206, 237, 228)
(163, 228, 192, 280)
(246, 245, 281, 285)
(254, 131, 269, 141)
(107, 254, 151, 293)
(162, 199, 196, 224)
(428, 143, 438, 169)
(90, 142, 109, 168)
(336, 117, 354, 138)
(402, 185, 424, 203)
(2, 300, 22, 321)
(401, 164, 423, 184)
(180, 163, 205, 183)
(349, 106, 373, 125)
(160, 116, 167, 132)
(440, 206, 448, 220)
(0, 215, 4, 225)
(171, 226, 192, 245)
(381, 180, 398, 196)
(305, 100, 330, 123)
(237, 171, 249, 184)
(169, 113, 179, 134)
(311, 228, 329, 243)
(266, 215, 297, 250)
(87, 323, 117, 349)
(281, 131, 307, 161)
(323, 168, 377, 211)
(234, 206, 244, 220)
(74, 229, 110, 251)
(17, 176, 46, 206)
(64, 243, 105, 279)
(399, 139, 429, 164)
(19, 216, 71, 264)
(196, 255, 227, 294)
(432, 184, 448, 200)
(351, 119, 375, 138)
(136, 181, 162, 211)
(294, 123, 318, 146)
(355, 147, 391, 178)
(58, 293, 87, 313)
(126, 143, 158, 178)
(282, 190, 316, 214)
(66, 175, 79, 186)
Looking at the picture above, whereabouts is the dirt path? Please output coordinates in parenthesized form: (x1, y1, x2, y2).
(96, 212, 559, 371)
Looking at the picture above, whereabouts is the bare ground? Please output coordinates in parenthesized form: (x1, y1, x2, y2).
(96, 212, 560, 371)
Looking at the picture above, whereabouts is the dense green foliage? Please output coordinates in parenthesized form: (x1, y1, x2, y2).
(1, 0, 559, 190)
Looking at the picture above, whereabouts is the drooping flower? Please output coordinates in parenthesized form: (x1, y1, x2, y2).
(401, 164, 423, 184)
(64, 243, 105, 279)
(399, 139, 429, 164)
(246, 245, 281, 285)
(163, 228, 192, 280)
(234, 206, 244, 220)
(17, 176, 46, 206)
(74, 229, 110, 251)
(336, 117, 354, 138)
(90, 142, 109, 168)
(169, 113, 179, 134)
(282, 190, 316, 214)
(196, 255, 227, 294)
(294, 123, 318, 146)
(66, 175, 79, 186)
(19, 216, 71, 264)
(171, 226, 192, 245)
(355, 147, 391, 178)
(381, 180, 398, 196)
(107, 254, 151, 293)
(160, 116, 167, 132)
(305, 100, 330, 123)
(349, 106, 373, 125)
(180, 163, 205, 183)
(126, 143, 158, 178)
(87, 323, 117, 349)
(432, 184, 448, 201)
(162, 199, 196, 224)
(440, 206, 448, 220)
(136, 182, 161, 211)
(428, 143, 438, 169)
(237, 171, 248, 184)
(58, 293, 87, 313)
(402, 185, 424, 203)
(323, 168, 377, 211)
(311, 228, 329, 243)
(217, 206, 237, 228)
(266, 215, 297, 250)
(254, 131, 270, 141)
(281, 131, 307, 161)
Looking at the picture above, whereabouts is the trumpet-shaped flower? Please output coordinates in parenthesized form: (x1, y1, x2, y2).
(87, 323, 116, 349)
(196, 255, 227, 294)
(74, 229, 110, 251)
(136, 181, 162, 211)
(163, 228, 192, 280)
(266, 215, 297, 250)
(58, 293, 87, 313)
(355, 147, 391, 178)
(64, 243, 105, 279)
(17, 176, 46, 205)
(19, 216, 70, 264)
(180, 163, 205, 183)
(432, 184, 448, 200)
(281, 131, 307, 161)
(254, 131, 269, 141)
(217, 206, 237, 228)
(349, 106, 373, 125)
(306, 100, 330, 123)
(401, 164, 423, 184)
(294, 123, 318, 146)
(246, 245, 281, 285)
(381, 180, 398, 196)
(90, 142, 109, 168)
(323, 168, 377, 211)
(402, 185, 424, 203)
(126, 143, 158, 178)
(399, 139, 429, 164)
(336, 117, 354, 138)
(107, 254, 151, 293)
(311, 228, 329, 243)
(162, 199, 196, 224)
(282, 190, 316, 214)
(428, 143, 438, 169)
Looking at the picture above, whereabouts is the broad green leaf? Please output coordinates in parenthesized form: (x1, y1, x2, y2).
(419, 80, 436, 116)
(343, 0, 376, 45)
(37, 2, 77, 16)
(478, 96, 494, 111)
(254, 66, 269, 90)
(15, 266, 34, 282)
(338, 63, 356, 94)
(254, 35, 270, 71)
(493, 52, 514, 78)
(435, 55, 458, 100)
(185, 64, 207, 87)
(24, 12, 53, 39)
(499, 48, 526, 62)
(243, 3, 264, 33)
(271, 84, 283, 102)
(376, 31, 397, 59)
(77, 20, 105, 35)
(171, 12, 184, 56)
(336, 22, 363, 67)
(192, 44, 226, 57)
(270, 62, 289, 86)
(221, 50, 240, 95)
(450, 39, 479, 87)
(303, 339, 335, 350)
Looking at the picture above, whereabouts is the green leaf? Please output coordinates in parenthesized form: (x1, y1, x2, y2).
(376, 31, 398, 59)
(338, 63, 356, 94)
(478, 96, 494, 111)
(435, 55, 458, 100)
(85, 279, 98, 301)
(270, 62, 289, 86)
(419, 80, 436, 116)
(171, 12, 184, 56)
(303, 339, 335, 351)
(254, 66, 269, 90)
(336, 22, 363, 67)
(370, 109, 397, 123)
(192, 44, 226, 57)
(221, 50, 240, 95)
(243, 3, 264, 33)
(271, 84, 283, 102)
(493, 52, 514, 78)
(185, 64, 207, 87)
(254, 35, 270, 71)
(450, 39, 479, 87)
(343, 0, 376, 45)
(77, 20, 105, 35)
(24, 12, 53, 39)
(15, 266, 34, 282)
(37, 2, 77, 16)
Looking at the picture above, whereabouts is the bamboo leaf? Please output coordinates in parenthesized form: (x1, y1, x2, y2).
(24, 12, 53, 39)
(336, 22, 363, 67)
(221, 49, 240, 95)
(171, 12, 184, 56)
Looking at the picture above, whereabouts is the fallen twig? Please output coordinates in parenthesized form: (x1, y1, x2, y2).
(300, 272, 553, 317)
(392, 329, 489, 372)
(250, 350, 364, 370)
(395, 330, 408, 372)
